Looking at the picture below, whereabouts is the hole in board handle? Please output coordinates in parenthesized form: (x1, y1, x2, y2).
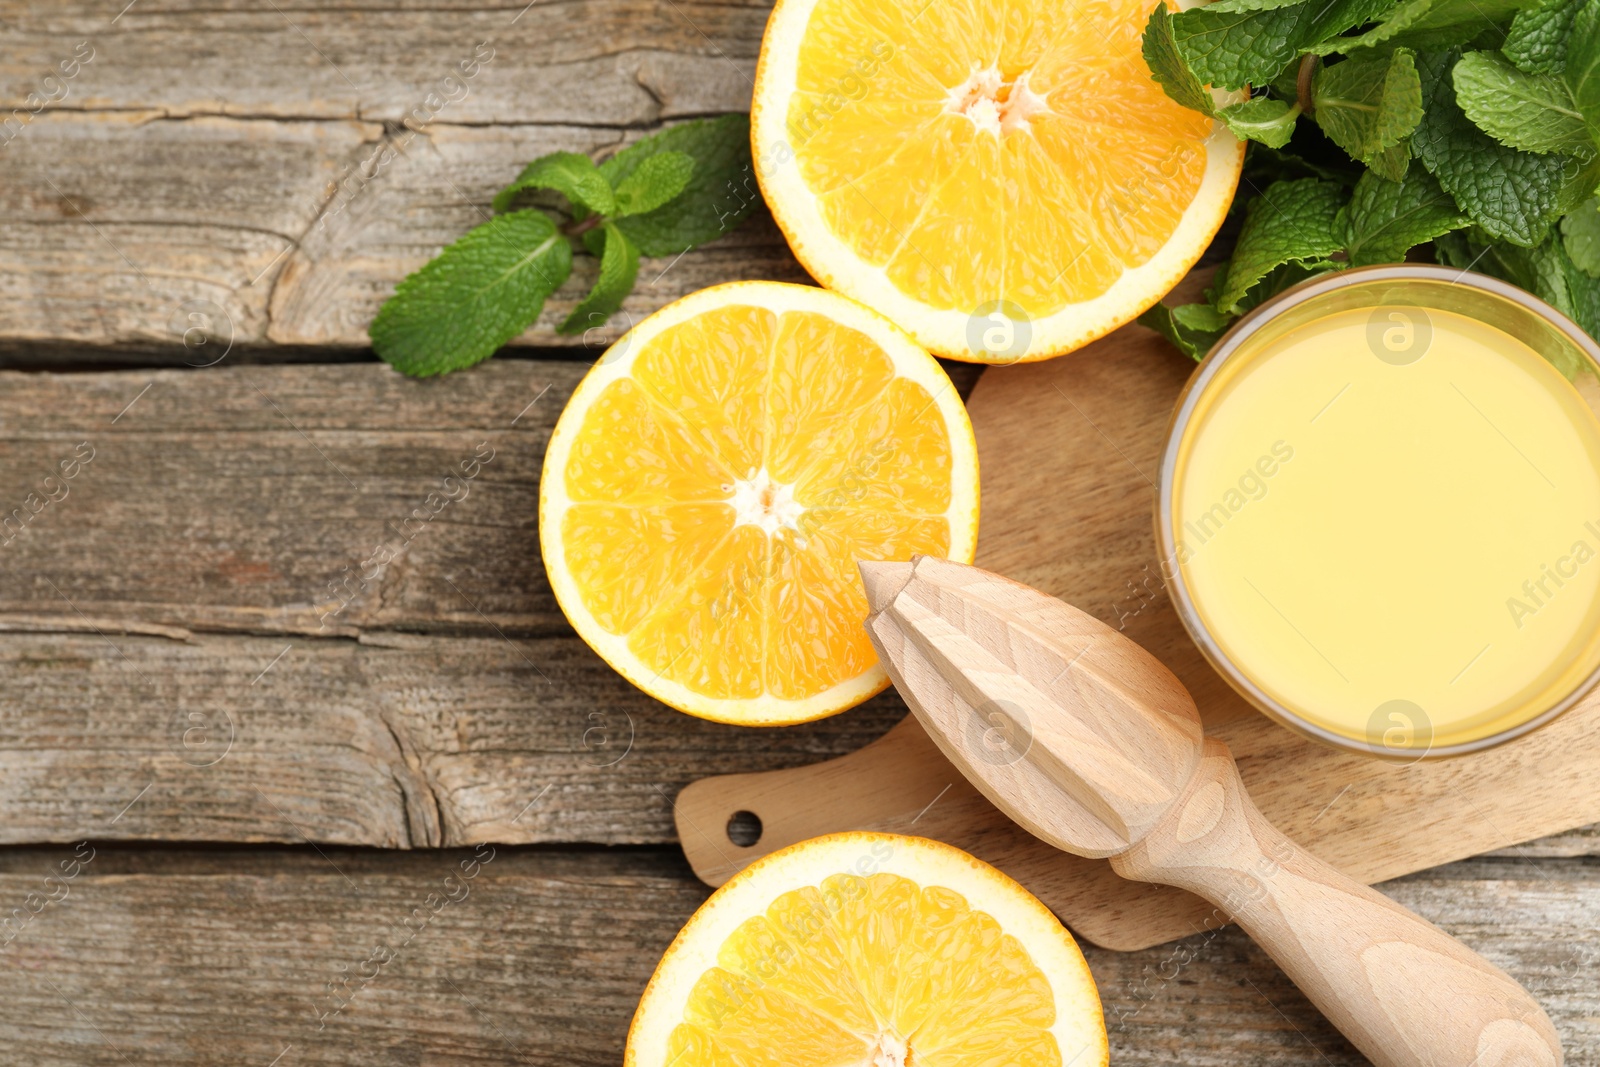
(726, 810, 762, 848)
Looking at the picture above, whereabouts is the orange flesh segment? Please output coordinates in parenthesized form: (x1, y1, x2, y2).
(669, 873, 1063, 1067)
(788, 0, 1214, 315)
(560, 306, 954, 703)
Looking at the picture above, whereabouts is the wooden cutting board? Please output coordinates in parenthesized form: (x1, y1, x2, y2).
(675, 283, 1600, 952)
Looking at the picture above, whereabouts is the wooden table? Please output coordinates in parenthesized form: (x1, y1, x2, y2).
(1, 3, 1596, 1064)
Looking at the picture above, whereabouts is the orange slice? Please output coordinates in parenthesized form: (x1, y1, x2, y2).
(751, 0, 1244, 362)
(626, 833, 1109, 1067)
(540, 282, 979, 725)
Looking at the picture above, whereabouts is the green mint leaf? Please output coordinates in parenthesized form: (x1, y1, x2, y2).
(559, 223, 640, 336)
(1313, 0, 1432, 53)
(1322, 0, 1527, 54)
(1412, 50, 1572, 245)
(1201, 0, 1309, 12)
(1139, 302, 1236, 360)
(1143, 5, 1216, 114)
(1339, 159, 1468, 264)
(1563, 196, 1600, 273)
(492, 151, 616, 216)
(1220, 259, 1349, 313)
(1556, 234, 1600, 339)
(1269, 56, 1307, 98)
(1215, 178, 1350, 312)
(370, 210, 573, 377)
(1506, 0, 1584, 73)
(1556, 149, 1600, 214)
(611, 151, 696, 217)
(1437, 227, 1561, 298)
(1568, 0, 1600, 149)
(1171, 0, 1396, 92)
(1368, 139, 1414, 180)
(1453, 50, 1593, 155)
(1219, 97, 1302, 146)
(1313, 49, 1425, 167)
(1382, 0, 1530, 49)
(600, 115, 757, 257)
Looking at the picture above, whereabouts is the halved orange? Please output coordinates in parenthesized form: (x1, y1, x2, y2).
(540, 282, 979, 726)
(751, 0, 1244, 362)
(626, 832, 1109, 1067)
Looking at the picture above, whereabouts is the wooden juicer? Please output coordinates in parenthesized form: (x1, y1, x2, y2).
(860, 554, 1562, 1067)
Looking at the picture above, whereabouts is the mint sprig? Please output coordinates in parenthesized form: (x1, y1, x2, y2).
(1571, 0, 1600, 147)
(1412, 49, 1573, 247)
(1138, 0, 1600, 362)
(1219, 98, 1301, 148)
(1167, 0, 1397, 91)
(369, 115, 756, 377)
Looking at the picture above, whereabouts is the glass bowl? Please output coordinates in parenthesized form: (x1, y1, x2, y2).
(1157, 264, 1600, 758)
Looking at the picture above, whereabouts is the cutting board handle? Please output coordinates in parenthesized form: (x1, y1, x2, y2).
(1111, 740, 1562, 1067)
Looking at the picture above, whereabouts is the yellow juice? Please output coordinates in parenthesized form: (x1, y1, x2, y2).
(1169, 301, 1600, 753)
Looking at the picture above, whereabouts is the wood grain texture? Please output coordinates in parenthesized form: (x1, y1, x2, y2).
(678, 303, 1600, 951)
(860, 555, 1206, 857)
(0, 0, 800, 353)
(0, 628, 907, 848)
(0, 845, 1592, 1066)
(0, 361, 570, 635)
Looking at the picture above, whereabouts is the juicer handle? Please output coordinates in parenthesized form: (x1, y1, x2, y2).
(1110, 740, 1562, 1067)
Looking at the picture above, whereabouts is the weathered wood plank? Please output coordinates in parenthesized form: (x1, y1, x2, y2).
(0, 847, 1593, 1065)
(2, 0, 768, 124)
(6, 625, 1597, 853)
(1490, 824, 1600, 858)
(0, 1, 797, 352)
(0, 630, 906, 846)
(0, 361, 570, 634)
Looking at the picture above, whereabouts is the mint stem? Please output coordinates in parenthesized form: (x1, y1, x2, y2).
(1297, 54, 1320, 116)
